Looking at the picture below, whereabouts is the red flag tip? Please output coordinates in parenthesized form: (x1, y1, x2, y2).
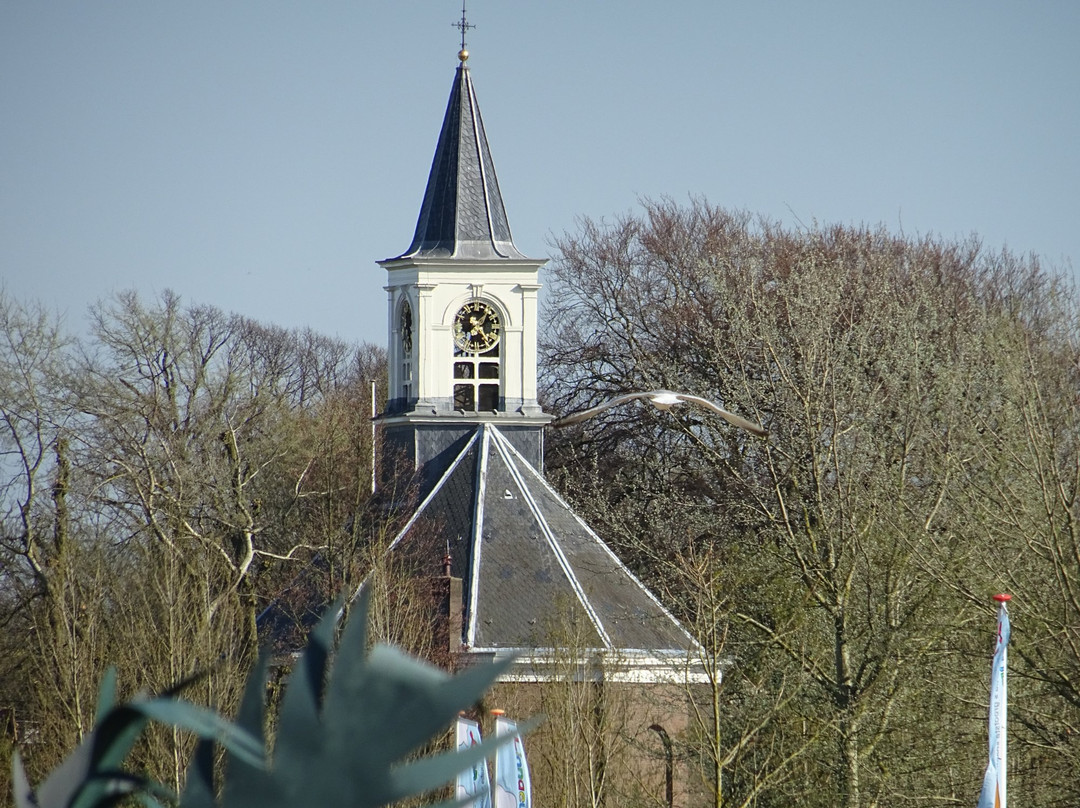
(992, 593, 1012, 602)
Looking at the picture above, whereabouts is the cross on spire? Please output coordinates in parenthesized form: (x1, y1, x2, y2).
(453, 0, 475, 54)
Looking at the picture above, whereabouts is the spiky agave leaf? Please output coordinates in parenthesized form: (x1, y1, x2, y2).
(181, 653, 274, 808)
(207, 591, 524, 808)
(389, 716, 537, 805)
(24, 696, 153, 808)
(179, 738, 217, 808)
(133, 699, 262, 769)
(312, 642, 517, 808)
(14, 670, 264, 808)
(220, 653, 273, 806)
(15, 668, 166, 808)
(11, 752, 33, 808)
(265, 598, 339, 802)
(94, 667, 118, 722)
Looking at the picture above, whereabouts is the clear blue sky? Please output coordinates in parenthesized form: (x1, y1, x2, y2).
(3, 2, 1077, 348)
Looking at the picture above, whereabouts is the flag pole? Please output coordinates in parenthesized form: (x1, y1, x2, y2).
(977, 593, 1011, 808)
(490, 709, 505, 808)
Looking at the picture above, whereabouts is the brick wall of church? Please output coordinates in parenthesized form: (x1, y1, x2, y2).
(472, 679, 711, 808)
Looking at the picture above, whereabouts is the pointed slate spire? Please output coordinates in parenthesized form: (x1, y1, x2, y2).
(395, 58, 528, 261)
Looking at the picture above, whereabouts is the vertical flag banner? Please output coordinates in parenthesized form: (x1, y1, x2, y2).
(977, 594, 1011, 808)
(494, 714, 532, 808)
(456, 716, 492, 808)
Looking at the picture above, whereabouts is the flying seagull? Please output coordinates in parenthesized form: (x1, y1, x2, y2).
(552, 390, 768, 437)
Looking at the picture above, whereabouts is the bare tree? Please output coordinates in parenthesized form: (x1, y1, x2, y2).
(0, 287, 391, 791)
(540, 200, 1070, 806)
(955, 263, 1080, 805)
(0, 292, 103, 774)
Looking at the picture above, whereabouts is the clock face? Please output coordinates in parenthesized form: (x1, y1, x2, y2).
(453, 300, 501, 353)
(400, 299, 413, 354)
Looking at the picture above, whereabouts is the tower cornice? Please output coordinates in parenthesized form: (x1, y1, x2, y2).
(378, 256, 547, 272)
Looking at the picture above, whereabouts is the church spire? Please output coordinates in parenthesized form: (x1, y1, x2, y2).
(394, 53, 529, 261)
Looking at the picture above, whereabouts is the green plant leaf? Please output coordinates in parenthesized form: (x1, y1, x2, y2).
(227, 589, 528, 808)
(11, 751, 33, 808)
(179, 738, 216, 808)
(133, 698, 263, 768)
(14, 589, 532, 808)
(30, 704, 149, 808)
(135, 792, 171, 808)
(220, 652, 271, 806)
(389, 721, 536, 802)
(320, 592, 370, 722)
(329, 645, 514, 766)
(94, 667, 118, 724)
(272, 600, 338, 778)
(20, 672, 258, 808)
(78, 769, 154, 804)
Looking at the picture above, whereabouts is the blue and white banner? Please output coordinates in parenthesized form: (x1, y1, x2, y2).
(977, 596, 1010, 808)
(455, 716, 491, 808)
(494, 716, 532, 808)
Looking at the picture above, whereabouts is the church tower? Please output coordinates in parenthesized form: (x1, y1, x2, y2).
(379, 48, 550, 479)
(374, 40, 695, 668)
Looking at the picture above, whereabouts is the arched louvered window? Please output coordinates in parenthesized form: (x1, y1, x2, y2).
(398, 298, 414, 402)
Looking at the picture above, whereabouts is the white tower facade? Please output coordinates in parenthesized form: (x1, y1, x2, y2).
(382, 260, 544, 418)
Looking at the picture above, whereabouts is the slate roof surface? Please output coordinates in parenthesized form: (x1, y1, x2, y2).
(388, 425, 696, 653)
(393, 63, 528, 261)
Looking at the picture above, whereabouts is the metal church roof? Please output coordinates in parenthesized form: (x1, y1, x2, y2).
(386, 424, 697, 654)
(392, 61, 530, 261)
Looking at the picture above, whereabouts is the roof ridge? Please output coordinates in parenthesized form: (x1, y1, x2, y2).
(488, 427, 701, 652)
(483, 427, 614, 649)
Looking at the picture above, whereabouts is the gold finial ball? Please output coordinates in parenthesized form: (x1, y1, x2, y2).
(458, 48, 469, 62)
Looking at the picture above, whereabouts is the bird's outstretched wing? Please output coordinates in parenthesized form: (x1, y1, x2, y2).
(673, 393, 768, 437)
(550, 392, 653, 427)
